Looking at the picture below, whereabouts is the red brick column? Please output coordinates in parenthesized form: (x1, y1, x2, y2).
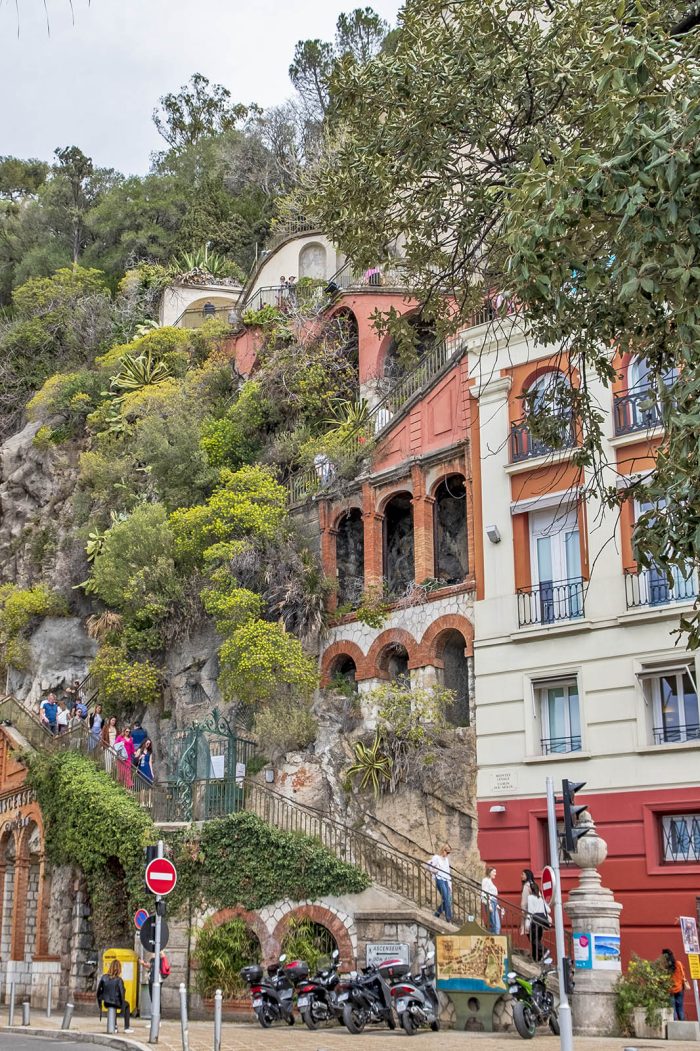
(34, 854, 50, 958)
(411, 466, 434, 583)
(318, 500, 339, 612)
(363, 483, 384, 591)
(10, 857, 29, 960)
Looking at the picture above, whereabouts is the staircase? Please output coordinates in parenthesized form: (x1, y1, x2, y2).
(0, 694, 566, 966)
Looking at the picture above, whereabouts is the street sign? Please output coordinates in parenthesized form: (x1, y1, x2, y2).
(680, 916, 700, 954)
(542, 864, 556, 904)
(140, 915, 170, 954)
(688, 954, 700, 981)
(145, 857, 178, 896)
(134, 908, 149, 931)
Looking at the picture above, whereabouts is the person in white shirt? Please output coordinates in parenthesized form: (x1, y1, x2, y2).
(481, 865, 503, 934)
(55, 699, 69, 734)
(426, 845, 453, 922)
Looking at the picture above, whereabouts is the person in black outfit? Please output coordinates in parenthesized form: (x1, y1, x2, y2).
(96, 959, 132, 1033)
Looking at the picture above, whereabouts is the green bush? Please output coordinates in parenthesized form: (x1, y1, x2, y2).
(615, 955, 673, 1033)
(0, 585, 69, 672)
(218, 619, 317, 706)
(193, 919, 261, 999)
(27, 370, 106, 422)
(89, 644, 161, 711)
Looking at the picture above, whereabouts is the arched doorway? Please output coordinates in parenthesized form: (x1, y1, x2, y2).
(379, 642, 410, 683)
(329, 654, 358, 690)
(281, 916, 338, 974)
(434, 476, 468, 584)
(336, 509, 364, 608)
(439, 630, 471, 726)
(384, 493, 414, 597)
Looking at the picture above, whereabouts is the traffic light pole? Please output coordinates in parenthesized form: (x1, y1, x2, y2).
(546, 777, 574, 1051)
(148, 840, 163, 1045)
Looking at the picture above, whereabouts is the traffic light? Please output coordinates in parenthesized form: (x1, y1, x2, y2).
(562, 779, 589, 855)
(562, 956, 576, 995)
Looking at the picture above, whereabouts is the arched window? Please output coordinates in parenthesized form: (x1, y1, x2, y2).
(379, 642, 410, 682)
(434, 476, 468, 584)
(383, 493, 414, 596)
(282, 917, 338, 975)
(512, 370, 572, 461)
(336, 510, 364, 608)
(438, 630, 471, 726)
(333, 308, 359, 379)
(330, 654, 358, 690)
(298, 242, 327, 279)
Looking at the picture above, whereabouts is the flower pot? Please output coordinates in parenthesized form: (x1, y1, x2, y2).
(632, 1005, 673, 1039)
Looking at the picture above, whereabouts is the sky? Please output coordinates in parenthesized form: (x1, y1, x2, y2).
(0, 0, 402, 176)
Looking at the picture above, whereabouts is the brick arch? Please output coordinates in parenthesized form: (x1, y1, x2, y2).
(419, 614, 474, 666)
(376, 304, 424, 374)
(204, 906, 274, 964)
(376, 485, 413, 515)
(272, 904, 355, 970)
(366, 628, 419, 677)
(428, 468, 467, 500)
(320, 641, 367, 687)
(332, 503, 364, 532)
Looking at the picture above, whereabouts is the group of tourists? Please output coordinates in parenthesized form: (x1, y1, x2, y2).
(38, 681, 88, 734)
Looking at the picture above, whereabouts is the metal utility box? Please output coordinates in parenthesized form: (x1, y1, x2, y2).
(102, 948, 139, 1014)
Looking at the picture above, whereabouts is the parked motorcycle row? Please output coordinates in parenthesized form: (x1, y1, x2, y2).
(240, 950, 441, 1036)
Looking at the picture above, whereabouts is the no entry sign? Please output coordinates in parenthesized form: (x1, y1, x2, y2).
(542, 865, 556, 905)
(145, 857, 178, 896)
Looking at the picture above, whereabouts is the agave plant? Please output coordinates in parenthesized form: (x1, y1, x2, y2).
(176, 247, 231, 279)
(109, 351, 171, 397)
(325, 397, 371, 430)
(347, 732, 392, 797)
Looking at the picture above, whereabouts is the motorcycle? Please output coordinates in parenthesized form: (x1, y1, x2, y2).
(240, 953, 309, 1028)
(507, 956, 560, 1039)
(390, 952, 441, 1036)
(295, 948, 343, 1030)
(339, 957, 406, 1034)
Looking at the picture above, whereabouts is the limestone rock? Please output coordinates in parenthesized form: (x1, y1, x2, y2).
(9, 616, 97, 705)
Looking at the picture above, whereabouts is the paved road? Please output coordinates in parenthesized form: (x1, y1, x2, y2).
(1, 1039, 87, 1051)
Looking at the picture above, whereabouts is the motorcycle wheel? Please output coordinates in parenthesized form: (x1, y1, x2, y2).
(302, 1007, 319, 1031)
(255, 1006, 273, 1029)
(513, 1001, 537, 1039)
(430, 1018, 441, 1032)
(343, 1003, 366, 1034)
(549, 1012, 560, 1036)
(401, 1011, 417, 1036)
(386, 1013, 397, 1029)
(286, 1013, 295, 1025)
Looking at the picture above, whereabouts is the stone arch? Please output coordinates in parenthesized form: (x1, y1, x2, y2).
(204, 905, 275, 964)
(271, 904, 355, 970)
(431, 473, 469, 584)
(420, 614, 474, 664)
(420, 615, 474, 727)
(382, 490, 415, 597)
(321, 641, 367, 687)
(335, 508, 365, 607)
(366, 629, 419, 679)
(298, 242, 327, 279)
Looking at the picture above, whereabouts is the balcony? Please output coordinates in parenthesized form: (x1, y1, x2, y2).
(541, 735, 582, 755)
(613, 389, 663, 436)
(652, 724, 700, 746)
(510, 419, 575, 463)
(624, 565, 697, 610)
(517, 577, 585, 628)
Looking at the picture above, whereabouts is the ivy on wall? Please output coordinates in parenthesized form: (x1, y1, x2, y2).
(26, 751, 156, 947)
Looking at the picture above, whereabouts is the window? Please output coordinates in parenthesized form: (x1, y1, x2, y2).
(517, 505, 584, 626)
(626, 499, 697, 608)
(536, 678, 582, 754)
(434, 476, 468, 584)
(641, 665, 700, 745)
(662, 814, 700, 863)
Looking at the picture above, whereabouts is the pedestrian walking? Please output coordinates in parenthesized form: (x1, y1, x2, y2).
(481, 865, 504, 935)
(56, 699, 69, 734)
(141, 950, 170, 1002)
(114, 727, 134, 788)
(39, 692, 58, 735)
(426, 845, 453, 923)
(96, 959, 133, 1033)
(102, 716, 117, 772)
(522, 871, 550, 962)
(131, 720, 147, 753)
(88, 704, 104, 751)
(135, 739, 154, 785)
(663, 948, 690, 1020)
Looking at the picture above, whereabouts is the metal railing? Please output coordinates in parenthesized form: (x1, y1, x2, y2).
(517, 577, 585, 627)
(613, 390, 663, 435)
(266, 218, 319, 249)
(287, 331, 465, 505)
(329, 259, 413, 291)
(172, 303, 240, 328)
(652, 723, 700, 746)
(242, 282, 329, 315)
(510, 419, 576, 463)
(624, 565, 697, 609)
(541, 735, 582, 755)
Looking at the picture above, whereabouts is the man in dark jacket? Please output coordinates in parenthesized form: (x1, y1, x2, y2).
(96, 959, 132, 1033)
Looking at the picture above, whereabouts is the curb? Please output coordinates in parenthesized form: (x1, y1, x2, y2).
(1, 1025, 150, 1050)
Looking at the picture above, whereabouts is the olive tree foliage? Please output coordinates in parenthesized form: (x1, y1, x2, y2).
(306, 0, 700, 645)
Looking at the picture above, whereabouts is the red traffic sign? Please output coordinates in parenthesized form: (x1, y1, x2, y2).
(542, 865, 556, 904)
(134, 908, 149, 930)
(145, 857, 178, 896)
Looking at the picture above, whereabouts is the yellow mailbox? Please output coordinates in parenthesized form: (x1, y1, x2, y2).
(101, 947, 139, 1014)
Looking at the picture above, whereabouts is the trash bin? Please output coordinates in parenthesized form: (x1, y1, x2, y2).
(102, 948, 139, 1016)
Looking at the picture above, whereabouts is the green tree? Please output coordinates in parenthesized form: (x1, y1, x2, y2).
(53, 146, 95, 266)
(0, 156, 49, 201)
(306, 0, 700, 645)
(335, 6, 389, 64)
(153, 72, 249, 152)
(289, 39, 336, 119)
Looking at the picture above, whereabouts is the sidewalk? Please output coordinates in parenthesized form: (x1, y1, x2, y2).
(0, 1012, 694, 1051)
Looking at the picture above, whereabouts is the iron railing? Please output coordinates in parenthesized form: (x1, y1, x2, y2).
(287, 331, 465, 505)
(329, 259, 412, 291)
(613, 390, 663, 436)
(652, 723, 700, 746)
(517, 578, 585, 628)
(243, 282, 329, 315)
(172, 303, 240, 328)
(624, 566, 697, 609)
(510, 419, 576, 463)
(541, 735, 582, 755)
(266, 218, 319, 248)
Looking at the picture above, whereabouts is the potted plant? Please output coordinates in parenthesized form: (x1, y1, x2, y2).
(615, 954, 673, 1038)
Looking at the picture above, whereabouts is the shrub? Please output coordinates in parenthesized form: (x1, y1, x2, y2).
(95, 326, 192, 372)
(89, 644, 161, 711)
(193, 920, 261, 999)
(615, 955, 673, 1033)
(218, 619, 318, 706)
(253, 697, 317, 756)
(27, 370, 105, 422)
(0, 583, 68, 640)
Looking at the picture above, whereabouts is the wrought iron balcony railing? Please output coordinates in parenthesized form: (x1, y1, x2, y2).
(624, 565, 697, 609)
(613, 389, 663, 435)
(652, 723, 700, 746)
(541, 735, 582, 755)
(517, 577, 585, 627)
(510, 419, 576, 463)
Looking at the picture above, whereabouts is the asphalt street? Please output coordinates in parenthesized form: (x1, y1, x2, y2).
(0, 1040, 86, 1051)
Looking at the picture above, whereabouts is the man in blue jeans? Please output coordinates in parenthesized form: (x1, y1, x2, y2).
(427, 845, 453, 922)
(39, 692, 58, 735)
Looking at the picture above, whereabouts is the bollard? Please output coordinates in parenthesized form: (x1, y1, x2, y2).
(61, 1002, 74, 1031)
(107, 1005, 117, 1034)
(179, 982, 189, 1051)
(213, 988, 222, 1051)
(22, 1000, 30, 1026)
(46, 977, 53, 1019)
(8, 981, 15, 1026)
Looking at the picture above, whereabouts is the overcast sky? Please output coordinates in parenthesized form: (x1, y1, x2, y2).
(0, 0, 402, 175)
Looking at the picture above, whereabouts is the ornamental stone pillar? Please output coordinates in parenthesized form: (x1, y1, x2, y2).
(564, 810, 623, 1036)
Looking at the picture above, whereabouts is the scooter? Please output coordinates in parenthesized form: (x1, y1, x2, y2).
(391, 952, 441, 1036)
(240, 954, 308, 1028)
(295, 949, 343, 1030)
(507, 956, 560, 1039)
(338, 957, 405, 1034)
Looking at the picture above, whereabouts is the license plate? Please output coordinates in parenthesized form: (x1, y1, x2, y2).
(297, 997, 309, 1007)
(396, 1000, 408, 1012)
(338, 992, 349, 1001)
(509, 986, 519, 994)
(252, 999, 262, 1007)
